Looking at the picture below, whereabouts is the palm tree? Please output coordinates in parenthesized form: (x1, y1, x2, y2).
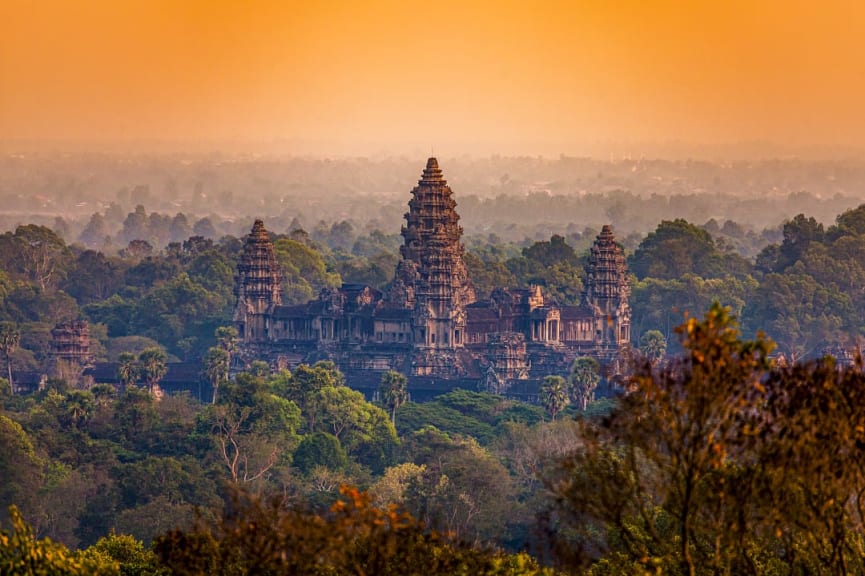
(639, 330, 668, 366)
(138, 347, 167, 397)
(216, 326, 239, 372)
(571, 357, 601, 410)
(0, 322, 20, 393)
(379, 370, 408, 426)
(204, 346, 230, 404)
(540, 375, 569, 421)
(116, 351, 139, 390)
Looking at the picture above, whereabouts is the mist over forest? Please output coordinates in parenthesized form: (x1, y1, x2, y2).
(4, 152, 865, 248)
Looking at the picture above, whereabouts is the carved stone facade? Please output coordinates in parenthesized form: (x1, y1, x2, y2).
(233, 219, 283, 343)
(234, 158, 631, 397)
(390, 157, 477, 377)
(50, 320, 93, 366)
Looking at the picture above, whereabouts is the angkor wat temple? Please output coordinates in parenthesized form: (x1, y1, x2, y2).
(234, 158, 631, 399)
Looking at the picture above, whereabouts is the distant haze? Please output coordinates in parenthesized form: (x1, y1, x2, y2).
(2, 0, 865, 157)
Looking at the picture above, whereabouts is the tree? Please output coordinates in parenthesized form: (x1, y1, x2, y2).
(203, 347, 229, 404)
(547, 303, 774, 574)
(61, 390, 95, 430)
(120, 239, 154, 261)
(403, 433, 516, 542)
(379, 370, 408, 425)
(745, 271, 849, 361)
(214, 326, 238, 369)
(121, 205, 149, 244)
(63, 250, 124, 304)
(569, 357, 600, 410)
(202, 374, 301, 486)
(0, 416, 44, 527)
(273, 239, 341, 305)
(138, 348, 167, 397)
(78, 213, 109, 249)
(539, 375, 569, 421)
(153, 486, 551, 576)
(629, 219, 749, 280)
(639, 330, 667, 365)
(292, 432, 349, 475)
(778, 213, 825, 270)
(281, 361, 345, 431)
(82, 532, 163, 576)
(116, 352, 139, 390)
(0, 322, 20, 392)
(192, 217, 217, 238)
(370, 462, 427, 508)
(11, 224, 72, 290)
(169, 213, 192, 244)
(0, 505, 117, 576)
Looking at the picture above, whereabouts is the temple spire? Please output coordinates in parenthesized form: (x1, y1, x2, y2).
(420, 157, 444, 184)
(391, 158, 475, 363)
(233, 220, 282, 342)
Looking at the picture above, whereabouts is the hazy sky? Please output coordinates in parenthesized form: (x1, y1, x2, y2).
(2, 0, 865, 156)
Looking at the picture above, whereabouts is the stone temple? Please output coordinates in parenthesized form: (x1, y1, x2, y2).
(234, 158, 631, 400)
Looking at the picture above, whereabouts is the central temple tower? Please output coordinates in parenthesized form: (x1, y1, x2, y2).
(233, 220, 282, 343)
(390, 158, 475, 371)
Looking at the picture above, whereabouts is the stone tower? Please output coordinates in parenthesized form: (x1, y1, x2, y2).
(391, 158, 476, 352)
(234, 220, 282, 343)
(50, 320, 93, 366)
(583, 225, 631, 359)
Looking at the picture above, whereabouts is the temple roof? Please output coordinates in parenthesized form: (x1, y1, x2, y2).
(420, 157, 444, 184)
(235, 219, 283, 304)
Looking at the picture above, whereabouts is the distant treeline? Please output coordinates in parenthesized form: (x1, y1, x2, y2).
(3, 153, 865, 246)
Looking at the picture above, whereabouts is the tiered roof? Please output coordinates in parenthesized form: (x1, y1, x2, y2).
(234, 220, 283, 306)
(393, 157, 475, 308)
(584, 225, 630, 307)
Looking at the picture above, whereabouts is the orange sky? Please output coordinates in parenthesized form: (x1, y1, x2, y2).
(2, 0, 864, 155)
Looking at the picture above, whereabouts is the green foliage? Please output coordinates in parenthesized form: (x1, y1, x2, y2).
(543, 304, 865, 574)
(540, 376, 569, 421)
(745, 271, 850, 360)
(116, 352, 139, 389)
(0, 415, 44, 524)
(396, 402, 496, 444)
(630, 219, 749, 280)
(434, 389, 507, 423)
(0, 505, 118, 575)
(292, 432, 349, 475)
(273, 238, 341, 304)
(199, 373, 302, 485)
(379, 369, 408, 425)
(631, 273, 757, 350)
(638, 329, 667, 364)
(569, 357, 600, 411)
(202, 347, 229, 403)
(403, 431, 517, 542)
(154, 487, 555, 576)
(464, 251, 518, 299)
(0, 322, 20, 387)
(137, 347, 167, 395)
(133, 273, 225, 353)
(312, 385, 396, 454)
(400, 390, 543, 441)
(83, 533, 165, 576)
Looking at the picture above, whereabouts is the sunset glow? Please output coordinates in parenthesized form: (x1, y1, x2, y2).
(2, 0, 864, 155)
